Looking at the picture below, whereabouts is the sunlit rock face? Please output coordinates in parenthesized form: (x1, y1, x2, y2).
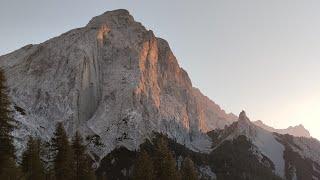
(0, 9, 236, 158)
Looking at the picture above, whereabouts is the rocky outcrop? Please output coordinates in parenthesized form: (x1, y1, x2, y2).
(0, 9, 235, 158)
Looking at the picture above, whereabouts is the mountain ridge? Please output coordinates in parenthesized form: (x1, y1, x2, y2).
(254, 120, 311, 138)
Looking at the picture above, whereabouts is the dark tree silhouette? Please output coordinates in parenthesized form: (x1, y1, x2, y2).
(154, 137, 180, 180)
(21, 136, 45, 180)
(72, 131, 95, 180)
(51, 122, 74, 180)
(133, 150, 155, 180)
(180, 157, 198, 180)
(0, 69, 23, 179)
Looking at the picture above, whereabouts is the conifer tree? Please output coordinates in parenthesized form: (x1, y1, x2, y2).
(51, 122, 74, 180)
(154, 137, 179, 180)
(0, 155, 24, 180)
(0, 69, 22, 179)
(180, 157, 198, 180)
(41, 141, 55, 180)
(72, 131, 95, 180)
(133, 150, 154, 180)
(21, 136, 45, 180)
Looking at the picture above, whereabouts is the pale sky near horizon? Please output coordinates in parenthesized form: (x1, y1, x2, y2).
(1, 0, 320, 140)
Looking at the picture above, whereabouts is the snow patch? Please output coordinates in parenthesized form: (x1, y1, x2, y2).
(253, 127, 285, 177)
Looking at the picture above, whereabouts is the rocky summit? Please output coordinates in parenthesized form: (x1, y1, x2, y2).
(0, 9, 236, 158)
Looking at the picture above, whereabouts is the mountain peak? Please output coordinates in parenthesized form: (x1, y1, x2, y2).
(297, 124, 305, 128)
(236, 111, 255, 135)
(238, 110, 250, 122)
(87, 9, 134, 29)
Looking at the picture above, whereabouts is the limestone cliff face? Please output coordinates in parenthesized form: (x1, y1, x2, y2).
(0, 9, 236, 157)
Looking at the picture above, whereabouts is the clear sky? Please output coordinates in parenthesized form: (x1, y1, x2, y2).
(1, 0, 320, 140)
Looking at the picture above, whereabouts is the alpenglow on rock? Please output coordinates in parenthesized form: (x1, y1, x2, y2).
(0, 9, 236, 158)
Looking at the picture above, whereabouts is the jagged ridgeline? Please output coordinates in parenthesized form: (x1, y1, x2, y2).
(0, 9, 320, 180)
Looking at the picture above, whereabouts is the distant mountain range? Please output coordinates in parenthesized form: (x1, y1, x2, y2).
(0, 9, 319, 180)
(254, 120, 311, 138)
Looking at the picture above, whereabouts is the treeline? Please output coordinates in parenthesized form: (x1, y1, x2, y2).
(132, 137, 198, 180)
(1, 120, 96, 180)
(23, 123, 96, 180)
(97, 136, 199, 180)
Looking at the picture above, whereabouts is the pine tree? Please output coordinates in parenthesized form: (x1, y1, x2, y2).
(133, 150, 154, 180)
(72, 131, 96, 180)
(0, 155, 24, 180)
(154, 137, 179, 180)
(0, 69, 22, 179)
(41, 141, 55, 180)
(180, 157, 198, 180)
(21, 136, 45, 180)
(51, 122, 74, 180)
